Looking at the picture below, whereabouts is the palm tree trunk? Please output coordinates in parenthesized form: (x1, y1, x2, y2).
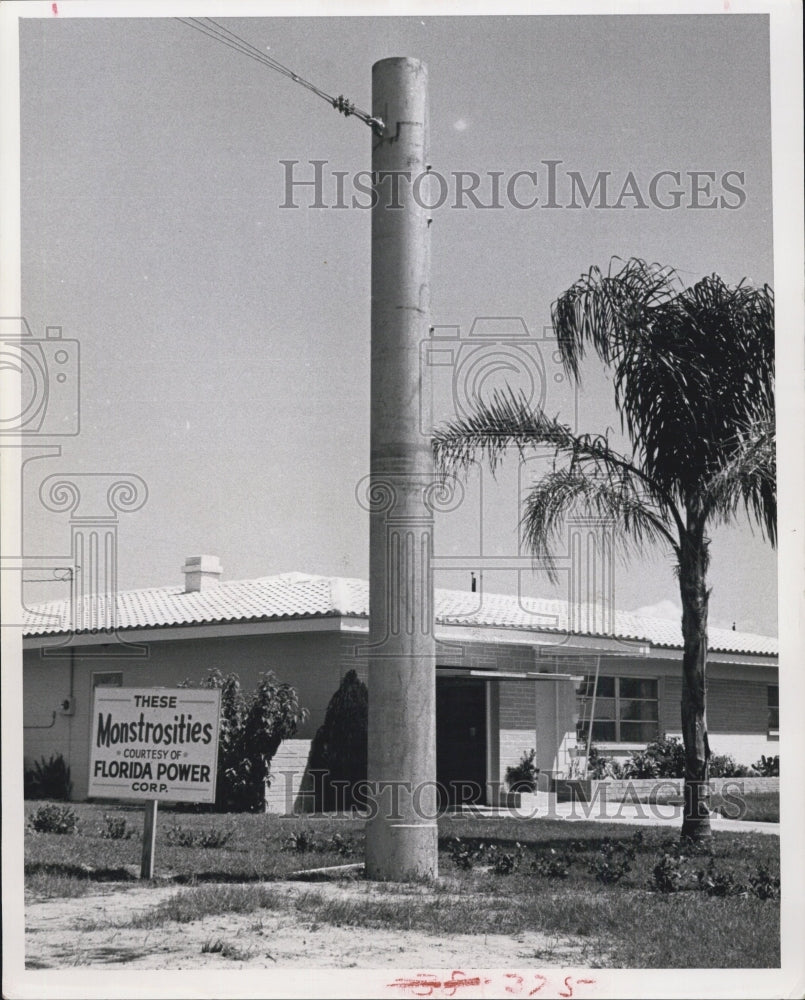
(678, 525, 712, 840)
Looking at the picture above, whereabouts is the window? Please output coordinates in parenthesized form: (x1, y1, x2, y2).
(767, 685, 779, 741)
(577, 675, 659, 744)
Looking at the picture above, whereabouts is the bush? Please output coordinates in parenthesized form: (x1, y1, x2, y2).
(24, 754, 73, 801)
(626, 736, 686, 779)
(696, 860, 747, 898)
(446, 836, 484, 871)
(587, 837, 636, 884)
(164, 823, 234, 848)
(748, 863, 780, 900)
(585, 744, 629, 779)
(100, 814, 133, 840)
(753, 755, 779, 777)
(505, 749, 538, 792)
(486, 843, 524, 875)
(709, 754, 749, 778)
(531, 848, 573, 879)
(306, 670, 368, 812)
(29, 804, 78, 834)
(181, 669, 308, 812)
(652, 852, 688, 893)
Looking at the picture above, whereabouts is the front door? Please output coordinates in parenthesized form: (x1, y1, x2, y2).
(436, 678, 487, 806)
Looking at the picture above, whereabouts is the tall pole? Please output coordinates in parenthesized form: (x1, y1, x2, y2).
(365, 57, 437, 881)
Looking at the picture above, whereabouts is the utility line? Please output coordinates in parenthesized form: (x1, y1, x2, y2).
(177, 17, 384, 134)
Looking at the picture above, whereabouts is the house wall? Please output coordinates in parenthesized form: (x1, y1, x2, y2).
(583, 656, 778, 769)
(23, 629, 778, 807)
(662, 668, 777, 767)
(24, 629, 345, 801)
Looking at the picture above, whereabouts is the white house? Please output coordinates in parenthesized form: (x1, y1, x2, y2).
(22, 556, 778, 810)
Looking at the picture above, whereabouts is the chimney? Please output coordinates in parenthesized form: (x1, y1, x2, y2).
(182, 555, 222, 593)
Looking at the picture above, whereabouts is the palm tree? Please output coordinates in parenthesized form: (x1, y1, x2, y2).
(433, 258, 775, 839)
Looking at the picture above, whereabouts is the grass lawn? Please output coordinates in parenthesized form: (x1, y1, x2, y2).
(24, 801, 781, 968)
(637, 790, 780, 823)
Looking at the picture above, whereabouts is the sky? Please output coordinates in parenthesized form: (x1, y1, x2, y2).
(17, 12, 778, 634)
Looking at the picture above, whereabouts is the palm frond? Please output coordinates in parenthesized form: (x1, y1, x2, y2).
(433, 388, 684, 535)
(702, 418, 777, 545)
(521, 469, 679, 584)
(551, 259, 775, 519)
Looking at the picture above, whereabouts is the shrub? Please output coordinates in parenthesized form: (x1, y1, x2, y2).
(505, 749, 538, 792)
(652, 852, 687, 893)
(282, 828, 318, 853)
(588, 837, 635, 884)
(748, 863, 780, 900)
(29, 804, 78, 834)
(306, 670, 368, 812)
(709, 754, 749, 778)
(100, 814, 133, 840)
(486, 843, 524, 875)
(164, 824, 233, 848)
(196, 827, 234, 849)
(585, 744, 629, 779)
(181, 668, 308, 812)
(753, 755, 779, 777)
(24, 754, 73, 801)
(531, 848, 573, 879)
(696, 860, 747, 898)
(446, 836, 484, 871)
(626, 736, 686, 779)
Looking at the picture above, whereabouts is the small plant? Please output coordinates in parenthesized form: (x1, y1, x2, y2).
(652, 852, 687, 893)
(325, 832, 356, 857)
(748, 862, 780, 900)
(753, 755, 779, 777)
(201, 937, 252, 960)
(505, 749, 538, 793)
(587, 837, 635, 884)
(584, 744, 629, 779)
(164, 824, 234, 848)
(24, 754, 73, 801)
(282, 828, 318, 853)
(29, 804, 78, 834)
(446, 836, 484, 871)
(696, 860, 747, 898)
(486, 842, 523, 875)
(196, 827, 234, 849)
(531, 848, 573, 879)
(100, 814, 132, 840)
(164, 824, 197, 847)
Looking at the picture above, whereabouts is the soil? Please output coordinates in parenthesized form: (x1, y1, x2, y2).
(25, 879, 601, 970)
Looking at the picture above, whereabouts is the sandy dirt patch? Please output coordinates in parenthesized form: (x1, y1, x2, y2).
(25, 880, 602, 970)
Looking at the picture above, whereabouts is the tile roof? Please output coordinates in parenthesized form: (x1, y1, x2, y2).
(22, 571, 776, 657)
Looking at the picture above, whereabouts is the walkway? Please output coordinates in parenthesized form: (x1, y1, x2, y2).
(453, 792, 779, 835)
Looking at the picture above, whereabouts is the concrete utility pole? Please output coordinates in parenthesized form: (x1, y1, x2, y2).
(365, 57, 437, 881)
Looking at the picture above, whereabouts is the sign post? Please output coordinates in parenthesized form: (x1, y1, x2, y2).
(140, 800, 158, 880)
(89, 687, 221, 879)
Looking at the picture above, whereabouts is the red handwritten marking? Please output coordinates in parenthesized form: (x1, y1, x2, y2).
(443, 972, 486, 995)
(52, 2, 58, 14)
(529, 974, 549, 996)
(388, 975, 442, 998)
(387, 972, 597, 998)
